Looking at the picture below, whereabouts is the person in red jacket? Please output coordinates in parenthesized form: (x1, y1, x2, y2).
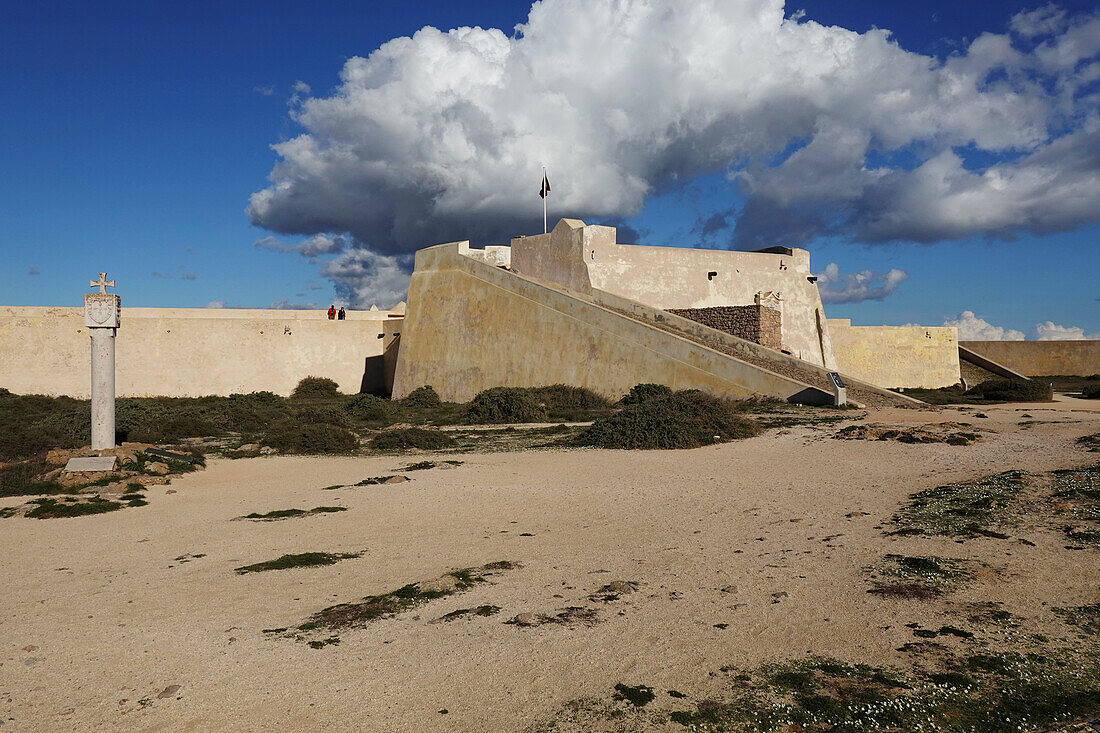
(327, 305, 336, 320)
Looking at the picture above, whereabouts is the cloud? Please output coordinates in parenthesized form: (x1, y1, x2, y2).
(205, 300, 226, 308)
(320, 249, 410, 309)
(27, 266, 39, 276)
(1034, 320, 1089, 340)
(152, 271, 171, 279)
(815, 263, 908, 304)
(248, 0, 1100, 256)
(254, 234, 346, 260)
(181, 272, 197, 280)
(268, 298, 318, 310)
(944, 310, 1026, 340)
(253, 85, 275, 96)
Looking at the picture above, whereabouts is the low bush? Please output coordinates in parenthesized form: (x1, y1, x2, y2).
(528, 384, 611, 412)
(576, 390, 761, 450)
(620, 383, 673, 405)
(261, 423, 360, 454)
(464, 387, 547, 424)
(966, 379, 1052, 402)
(369, 428, 455, 451)
(1083, 383, 1100, 399)
(345, 393, 394, 421)
(291, 376, 341, 400)
(290, 405, 353, 428)
(402, 385, 443, 409)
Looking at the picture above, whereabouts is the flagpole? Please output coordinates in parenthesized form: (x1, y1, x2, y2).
(542, 166, 547, 233)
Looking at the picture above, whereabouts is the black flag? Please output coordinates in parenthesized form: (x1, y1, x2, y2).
(539, 173, 551, 198)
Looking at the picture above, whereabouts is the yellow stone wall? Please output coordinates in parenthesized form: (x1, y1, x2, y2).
(827, 319, 960, 389)
(0, 306, 398, 397)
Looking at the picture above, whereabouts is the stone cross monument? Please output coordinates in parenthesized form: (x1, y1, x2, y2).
(85, 273, 121, 450)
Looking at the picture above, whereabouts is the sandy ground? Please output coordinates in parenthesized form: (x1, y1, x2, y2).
(1, 396, 1098, 732)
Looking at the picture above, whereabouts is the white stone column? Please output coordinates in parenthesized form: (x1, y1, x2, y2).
(89, 328, 116, 450)
(84, 273, 121, 451)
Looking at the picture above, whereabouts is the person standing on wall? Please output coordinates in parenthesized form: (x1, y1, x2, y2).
(338, 307, 346, 321)
(327, 305, 336, 320)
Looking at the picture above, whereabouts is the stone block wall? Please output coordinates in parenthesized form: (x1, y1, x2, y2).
(666, 306, 782, 350)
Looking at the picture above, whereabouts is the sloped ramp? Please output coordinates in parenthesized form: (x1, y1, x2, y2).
(393, 243, 907, 406)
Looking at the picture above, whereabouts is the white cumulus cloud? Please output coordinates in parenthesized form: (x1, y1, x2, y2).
(248, 0, 1100, 256)
(816, 263, 908, 304)
(1034, 320, 1089, 339)
(944, 311, 1026, 340)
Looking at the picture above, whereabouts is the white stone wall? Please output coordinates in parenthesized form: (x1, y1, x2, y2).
(0, 307, 399, 397)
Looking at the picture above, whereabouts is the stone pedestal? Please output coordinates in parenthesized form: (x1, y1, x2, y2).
(85, 278, 121, 451)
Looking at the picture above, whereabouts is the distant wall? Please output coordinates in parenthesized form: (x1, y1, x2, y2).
(0, 306, 401, 397)
(511, 219, 837, 369)
(828, 320, 960, 389)
(960, 340, 1100, 376)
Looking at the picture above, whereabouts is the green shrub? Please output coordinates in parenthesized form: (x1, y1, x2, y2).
(464, 387, 547, 424)
(1083, 383, 1100, 399)
(291, 376, 341, 400)
(576, 390, 761, 450)
(528, 384, 611, 412)
(620, 383, 673, 405)
(226, 391, 288, 432)
(346, 393, 394, 421)
(965, 379, 1052, 402)
(369, 428, 455, 451)
(290, 405, 353, 428)
(402, 385, 443, 409)
(261, 423, 360, 454)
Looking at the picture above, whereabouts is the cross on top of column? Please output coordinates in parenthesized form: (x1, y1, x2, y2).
(91, 273, 115, 294)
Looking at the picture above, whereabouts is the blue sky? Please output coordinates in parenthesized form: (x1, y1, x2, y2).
(1, 0, 1097, 339)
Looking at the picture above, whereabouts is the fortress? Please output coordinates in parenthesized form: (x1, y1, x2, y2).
(1, 219, 1096, 403)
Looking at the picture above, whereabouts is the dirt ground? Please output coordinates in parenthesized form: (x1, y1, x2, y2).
(1, 396, 1098, 732)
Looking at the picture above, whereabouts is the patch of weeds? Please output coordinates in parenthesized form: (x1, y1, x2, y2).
(889, 470, 1030, 538)
(368, 427, 455, 451)
(240, 506, 347, 521)
(287, 561, 517, 638)
(307, 636, 341, 649)
(234, 551, 360, 574)
(26, 496, 123, 519)
(912, 625, 974, 640)
(613, 683, 655, 708)
(506, 607, 601, 628)
(0, 506, 19, 518)
(1049, 462, 1100, 546)
(1053, 603, 1100, 635)
(403, 461, 443, 471)
(866, 554, 972, 599)
(661, 650, 1100, 732)
(351, 475, 406, 486)
(667, 690, 686, 699)
(576, 390, 761, 450)
(964, 602, 1020, 628)
(435, 605, 502, 622)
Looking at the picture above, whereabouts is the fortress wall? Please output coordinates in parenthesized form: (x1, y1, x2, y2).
(511, 219, 837, 370)
(959, 340, 1100, 376)
(392, 242, 833, 404)
(0, 307, 395, 397)
(828, 320, 960, 389)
